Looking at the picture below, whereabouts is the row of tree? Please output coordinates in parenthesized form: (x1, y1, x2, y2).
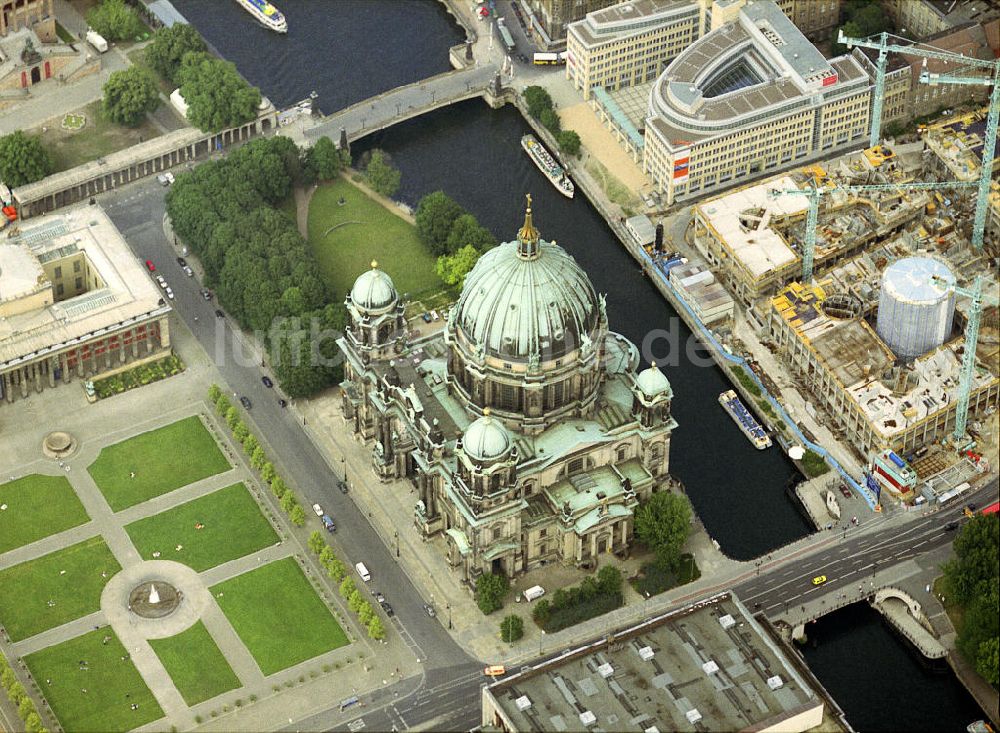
(532, 566, 623, 632)
(523, 86, 581, 158)
(86, 0, 144, 42)
(413, 190, 497, 288)
(832, 0, 893, 55)
(941, 513, 998, 687)
(0, 653, 46, 732)
(307, 533, 385, 641)
(171, 143, 345, 398)
(358, 149, 401, 198)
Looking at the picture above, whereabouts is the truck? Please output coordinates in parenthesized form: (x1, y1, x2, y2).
(522, 585, 545, 602)
(86, 29, 108, 53)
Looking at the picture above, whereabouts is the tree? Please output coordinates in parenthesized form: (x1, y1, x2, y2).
(215, 393, 231, 414)
(348, 589, 364, 613)
(597, 565, 622, 596)
(445, 213, 495, 255)
(289, 504, 306, 526)
(208, 384, 222, 403)
(943, 514, 998, 605)
(358, 602, 375, 625)
(251, 445, 267, 470)
(86, 0, 143, 41)
(368, 615, 386, 640)
(339, 576, 356, 599)
(311, 136, 342, 180)
(225, 406, 241, 430)
(523, 86, 553, 119)
(977, 636, 999, 687)
(500, 614, 524, 643)
(0, 666, 16, 690)
(308, 531, 325, 555)
(242, 433, 259, 455)
(145, 23, 207, 84)
(557, 130, 581, 157)
(0, 131, 51, 187)
(261, 461, 276, 485)
(531, 598, 551, 625)
(233, 421, 249, 442)
(475, 573, 509, 615)
(326, 555, 347, 582)
(634, 491, 691, 570)
(416, 190, 465, 255)
(102, 65, 159, 126)
(436, 244, 482, 287)
(363, 149, 401, 198)
(270, 476, 288, 499)
(7, 681, 25, 704)
(280, 491, 297, 513)
(18, 696, 34, 721)
(539, 107, 561, 134)
(319, 545, 336, 566)
(23, 712, 42, 733)
(177, 52, 262, 132)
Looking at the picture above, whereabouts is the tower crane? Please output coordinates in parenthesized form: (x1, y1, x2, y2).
(930, 274, 1000, 443)
(769, 180, 978, 282)
(839, 30, 1000, 250)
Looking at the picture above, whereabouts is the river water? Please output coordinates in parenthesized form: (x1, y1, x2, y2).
(170, 0, 985, 727)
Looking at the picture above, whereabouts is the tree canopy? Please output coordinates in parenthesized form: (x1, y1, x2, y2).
(310, 136, 343, 181)
(436, 244, 482, 287)
(635, 491, 691, 570)
(363, 148, 401, 197)
(445, 213, 496, 255)
(832, 0, 892, 53)
(102, 66, 160, 127)
(558, 129, 581, 157)
(475, 572, 509, 615)
(0, 131, 51, 187)
(177, 51, 262, 132)
(415, 190, 465, 255)
(145, 23, 207, 84)
(523, 86, 554, 119)
(86, 0, 143, 41)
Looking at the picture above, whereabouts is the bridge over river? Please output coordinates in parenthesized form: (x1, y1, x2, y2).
(305, 64, 499, 146)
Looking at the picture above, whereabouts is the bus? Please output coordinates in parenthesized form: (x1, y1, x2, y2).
(496, 18, 515, 54)
(533, 52, 566, 65)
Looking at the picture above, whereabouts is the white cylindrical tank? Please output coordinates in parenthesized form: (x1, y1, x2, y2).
(876, 257, 955, 361)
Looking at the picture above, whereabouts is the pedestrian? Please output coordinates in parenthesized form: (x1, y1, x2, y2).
(81, 689, 87, 694)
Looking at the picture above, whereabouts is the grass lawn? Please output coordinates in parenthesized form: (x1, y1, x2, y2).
(307, 177, 441, 301)
(32, 100, 162, 173)
(26, 628, 163, 733)
(87, 416, 230, 511)
(0, 537, 121, 641)
(125, 47, 175, 96)
(55, 21, 77, 44)
(125, 483, 278, 572)
(0, 474, 90, 554)
(149, 621, 241, 705)
(211, 557, 348, 675)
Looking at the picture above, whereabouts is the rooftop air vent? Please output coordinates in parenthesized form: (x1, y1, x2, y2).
(719, 614, 735, 629)
(597, 663, 614, 678)
(639, 646, 654, 661)
(515, 695, 532, 711)
(644, 728, 660, 733)
(580, 711, 597, 727)
(702, 660, 719, 675)
(686, 709, 702, 724)
(767, 675, 784, 690)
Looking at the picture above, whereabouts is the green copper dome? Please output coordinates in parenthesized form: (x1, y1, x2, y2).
(462, 410, 513, 462)
(350, 261, 397, 313)
(636, 363, 672, 399)
(454, 205, 600, 360)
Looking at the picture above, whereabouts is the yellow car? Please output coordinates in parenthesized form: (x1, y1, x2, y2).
(812, 575, 827, 586)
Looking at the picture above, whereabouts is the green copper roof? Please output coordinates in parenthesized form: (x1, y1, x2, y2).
(454, 238, 600, 360)
(463, 410, 512, 462)
(636, 363, 672, 399)
(350, 262, 397, 313)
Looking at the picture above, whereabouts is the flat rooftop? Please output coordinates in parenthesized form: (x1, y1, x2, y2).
(0, 206, 169, 368)
(486, 591, 823, 732)
(571, 0, 696, 46)
(697, 175, 806, 278)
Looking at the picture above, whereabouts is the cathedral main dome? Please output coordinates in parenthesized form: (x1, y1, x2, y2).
(452, 202, 600, 361)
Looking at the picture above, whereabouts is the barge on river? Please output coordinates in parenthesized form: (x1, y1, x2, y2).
(719, 389, 772, 449)
(521, 134, 574, 198)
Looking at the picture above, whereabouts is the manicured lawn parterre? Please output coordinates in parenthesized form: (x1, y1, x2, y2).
(93, 354, 184, 399)
(125, 483, 278, 572)
(0, 537, 121, 641)
(211, 557, 348, 675)
(0, 474, 89, 554)
(87, 416, 230, 511)
(26, 628, 163, 733)
(149, 621, 240, 706)
(307, 177, 440, 300)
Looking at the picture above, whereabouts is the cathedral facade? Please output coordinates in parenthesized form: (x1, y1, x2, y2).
(338, 199, 677, 583)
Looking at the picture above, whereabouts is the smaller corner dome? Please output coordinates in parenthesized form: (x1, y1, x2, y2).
(350, 262, 397, 312)
(636, 363, 671, 398)
(463, 410, 513, 462)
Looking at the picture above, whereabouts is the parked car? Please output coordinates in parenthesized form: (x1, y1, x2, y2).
(145, 259, 156, 272)
(240, 396, 252, 409)
(374, 592, 386, 604)
(944, 521, 959, 531)
(157, 174, 171, 186)
(182, 265, 194, 277)
(321, 514, 336, 532)
(214, 309, 225, 318)
(200, 288, 213, 300)
(262, 376, 274, 388)
(278, 398, 288, 408)
(422, 312, 432, 323)
(380, 602, 394, 617)
(338, 480, 348, 494)
(312, 503, 324, 517)
(164, 286, 174, 300)
(155, 275, 167, 289)
(176, 257, 187, 267)
(423, 603, 436, 618)
(839, 484, 852, 499)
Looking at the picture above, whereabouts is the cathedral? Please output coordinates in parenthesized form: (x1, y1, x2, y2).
(337, 197, 677, 583)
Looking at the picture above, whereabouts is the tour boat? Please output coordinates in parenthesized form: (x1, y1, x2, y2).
(234, 0, 287, 33)
(521, 134, 574, 198)
(719, 390, 772, 449)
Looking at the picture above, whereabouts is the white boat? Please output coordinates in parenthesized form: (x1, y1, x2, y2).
(521, 134, 574, 198)
(234, 0, 287, 33)
(719, 390, 772, 449)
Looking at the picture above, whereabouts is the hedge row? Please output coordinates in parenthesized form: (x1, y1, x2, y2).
(0, 655, 47, 733)
(93, 354, 184, 399)
(307, 532, 385, 641)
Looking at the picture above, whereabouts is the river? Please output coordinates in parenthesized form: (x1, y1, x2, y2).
(169, 0, 986, 727)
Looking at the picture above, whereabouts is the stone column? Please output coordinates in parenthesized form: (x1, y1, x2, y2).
(158, 318, 170, 349)
(61, 353, 70, 383)
(131, 328, 139, 358)
(48, 358, 56, 387)
(2, 372, 12, 402)
(20, 367, 29, 397)
(119, 334, 126, 363)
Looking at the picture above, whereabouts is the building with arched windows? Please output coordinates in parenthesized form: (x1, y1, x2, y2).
(337, 199, 677, 584)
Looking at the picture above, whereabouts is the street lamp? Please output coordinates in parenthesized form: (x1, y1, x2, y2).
(447, 603, 452, 629)
(394, 530, 399, 558)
